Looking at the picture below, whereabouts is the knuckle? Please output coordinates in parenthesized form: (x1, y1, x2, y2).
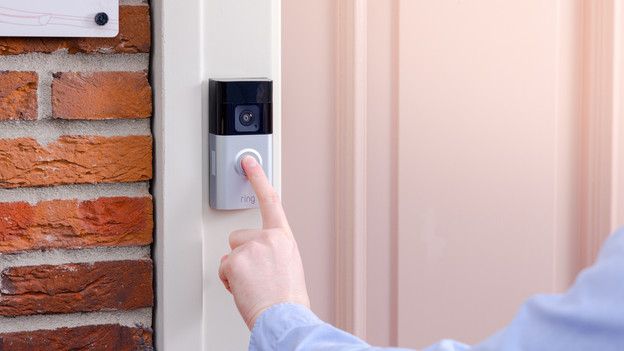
(230, 229, 249, 238)
(245, 240, 264, 255)
(258, 230, 276, 244)
(224, 251, 242, 268)
(228, 233, 239, 245)
(218, 261, 231, 279)
(267, 191, 281, 204)
(259, 229, 289, 247)
(229, 229, 258, 247)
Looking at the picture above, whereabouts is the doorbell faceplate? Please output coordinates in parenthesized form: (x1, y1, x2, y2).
(209, 78, 273, 210)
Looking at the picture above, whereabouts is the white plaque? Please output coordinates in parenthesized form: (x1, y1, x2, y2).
(0, 0, 119, 38)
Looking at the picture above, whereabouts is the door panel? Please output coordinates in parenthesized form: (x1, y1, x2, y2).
(283, 0, 622, 349)
(397, 0, 580, 347)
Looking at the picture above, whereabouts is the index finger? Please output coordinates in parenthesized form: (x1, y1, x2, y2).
(242, 156, 289, 229)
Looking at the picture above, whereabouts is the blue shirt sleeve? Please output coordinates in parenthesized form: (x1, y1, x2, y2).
(249, 228, 624, 351)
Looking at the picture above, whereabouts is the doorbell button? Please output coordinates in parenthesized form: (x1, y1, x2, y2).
(234, 148, 263, 176)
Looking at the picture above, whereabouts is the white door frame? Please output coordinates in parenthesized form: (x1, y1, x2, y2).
(152, 0, 281, 349)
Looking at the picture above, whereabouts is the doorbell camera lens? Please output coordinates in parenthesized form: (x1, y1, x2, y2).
(239, 110, 255, 126)
(234, 104, 261, 132)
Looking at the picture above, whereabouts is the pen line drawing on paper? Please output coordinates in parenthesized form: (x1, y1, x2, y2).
(0, 6, 118, 31)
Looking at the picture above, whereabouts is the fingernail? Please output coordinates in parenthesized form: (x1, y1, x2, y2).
(243, 156, 257, 167)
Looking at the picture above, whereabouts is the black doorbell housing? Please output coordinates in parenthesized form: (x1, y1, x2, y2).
(209, 79, 272, 136)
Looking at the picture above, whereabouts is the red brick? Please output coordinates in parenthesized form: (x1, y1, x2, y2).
(0, 71, 38, 120)
(0, 197, 153, 254)
(0, 135, 152, 188)
(0, 260, 153, 317)
(0, 7, 150, 55)
(52, 71, 152, 119)
(0, 324, 153, 350)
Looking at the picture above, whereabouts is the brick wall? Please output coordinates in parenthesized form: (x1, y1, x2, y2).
(0, 1, 154, 350)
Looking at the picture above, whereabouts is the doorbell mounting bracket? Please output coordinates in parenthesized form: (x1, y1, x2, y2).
(209, 78, 273, 210)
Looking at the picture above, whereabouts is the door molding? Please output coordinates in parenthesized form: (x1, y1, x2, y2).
(335, 0, 368, 339)
(580, 0, 624, 267)
(152, 0, 203, 349)
(334, 0, 399, 345)
(613, 0, 624, 234)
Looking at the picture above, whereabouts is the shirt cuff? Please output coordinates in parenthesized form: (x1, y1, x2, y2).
(249, 302, 324, 351)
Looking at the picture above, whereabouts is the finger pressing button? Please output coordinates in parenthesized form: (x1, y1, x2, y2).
(234, 149, 263, 177)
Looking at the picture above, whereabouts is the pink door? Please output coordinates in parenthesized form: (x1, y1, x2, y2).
(283, 0, 624, 348)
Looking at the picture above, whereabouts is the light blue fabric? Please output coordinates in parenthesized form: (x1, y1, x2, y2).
(249, 227, 624, 351)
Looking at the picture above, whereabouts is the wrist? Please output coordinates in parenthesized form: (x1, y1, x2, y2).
(247, 306, 270, 331)
(250, 303, 322, 341)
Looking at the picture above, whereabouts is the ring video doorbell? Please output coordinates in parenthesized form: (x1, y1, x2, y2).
(209, 78, 273, 210)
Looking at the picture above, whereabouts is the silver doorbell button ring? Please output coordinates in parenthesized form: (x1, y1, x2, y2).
(209, 78, 273, 210)
(234, 148, 263, 177)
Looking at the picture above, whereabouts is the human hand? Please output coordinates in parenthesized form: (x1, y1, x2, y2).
(218, 156, 311, 331)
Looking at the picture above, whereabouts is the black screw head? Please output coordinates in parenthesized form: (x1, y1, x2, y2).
(94, 12, 109, 26)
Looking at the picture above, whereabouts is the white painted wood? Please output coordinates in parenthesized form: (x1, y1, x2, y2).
(0, 0, 118, 37)
(152, 0, 280, 349)
(202, 0, 281, 350)
(335, 0, 368, 340)
(152, 0, 203, 349)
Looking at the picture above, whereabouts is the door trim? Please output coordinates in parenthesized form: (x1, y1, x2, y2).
(580, 0, 624, 267)
(152, 0, 204, 349)
(152, 0, 282, 349)
(335, 0, 368, 339)
(613, 0, 624, 234)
